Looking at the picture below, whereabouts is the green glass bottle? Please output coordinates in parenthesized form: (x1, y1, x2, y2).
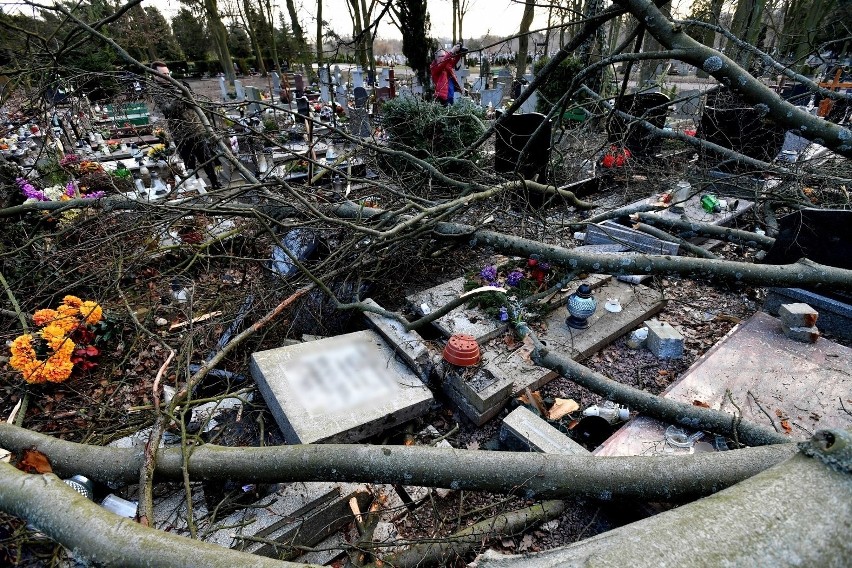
(700, 194, 721, 213)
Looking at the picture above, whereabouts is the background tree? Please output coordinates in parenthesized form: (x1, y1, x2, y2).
(391, 0, 433, 87)
(172, 7, 210, 62)
(515, 0, 535, 81)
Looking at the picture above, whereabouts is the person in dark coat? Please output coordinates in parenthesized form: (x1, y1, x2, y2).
(149, 61, 222, 189)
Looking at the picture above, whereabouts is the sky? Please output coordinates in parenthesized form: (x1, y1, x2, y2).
(146, 0, 554, 41)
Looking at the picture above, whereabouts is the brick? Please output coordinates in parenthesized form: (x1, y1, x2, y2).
(779, 303, 819, 328)
(782, 324, 820, 344)
(645, 319, 684, 359)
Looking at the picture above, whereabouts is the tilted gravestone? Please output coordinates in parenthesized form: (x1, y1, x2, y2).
(494, 112, 551, 183)
(234, 80, 245, 102)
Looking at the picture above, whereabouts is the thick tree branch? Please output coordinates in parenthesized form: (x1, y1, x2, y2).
(0, 423, 796, 502)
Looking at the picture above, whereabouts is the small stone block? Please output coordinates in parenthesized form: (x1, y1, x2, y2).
(779, 303, 819, 328)
(644, 319, 684, 359)
(443, 365, 514, 415)
(500, 406, 590, 455)
(782, 323, 820, 343)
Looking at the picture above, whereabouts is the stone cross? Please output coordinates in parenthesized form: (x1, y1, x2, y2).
(818, 68, 852, 117)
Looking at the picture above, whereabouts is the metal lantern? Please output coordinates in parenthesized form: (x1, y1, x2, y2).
(566, 283, 597, 329)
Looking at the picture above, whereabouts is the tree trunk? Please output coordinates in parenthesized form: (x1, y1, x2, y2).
(515, 0, 535, 81)
(243, 0, 267, 75)
(0, 423, 796, 501)
(316, 0, 323, 65)
(204, 0, 235, 83)
(478, 430, 852, 567)
(264, 0, 281, 72)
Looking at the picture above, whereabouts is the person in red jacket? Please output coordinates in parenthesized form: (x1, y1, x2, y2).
(430, 43, 469, 105)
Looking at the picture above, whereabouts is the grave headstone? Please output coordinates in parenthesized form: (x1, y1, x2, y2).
(672, 89, 701, 118)
(335, 85, 349, 116)
(270, 71, 282, 99)
(700, 88, 786, 170)
(270, 228, 320, 278)
(584, 219, 680, 255)
(412, 77, 423, 96)
(471, 77, 486, 93)
(318, 67, 331, 102)
(294, 74, 305, 97)
(353, 86, 368, 108)
(250, 330, 433, 444)
(607, 92, 670, 156)
(494, 112, 551, 183)
(296, 96, 310, 118)
(518, 81, 538, 114)
(246, 86, 262, 114)
(480, 88, 502, 109)
(234, 80, 245, 102)
(500, 406, 590, 455)
(380, 68, 390, 88)
(352, 68, 364, 89)
(218, 76, 228, 101)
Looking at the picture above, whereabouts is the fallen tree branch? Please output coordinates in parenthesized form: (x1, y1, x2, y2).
(0, 461, 317, 568)
(633, 212, 776, 249)
(0, 423, 796, 501)
(519, 326, 788, 446)
(477, 430, 852, 566)
(368, 500, 566, 568)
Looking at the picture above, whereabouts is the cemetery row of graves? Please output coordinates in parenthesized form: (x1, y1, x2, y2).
(1, 57, 851, 566)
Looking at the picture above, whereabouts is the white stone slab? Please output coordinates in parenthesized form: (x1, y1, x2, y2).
(250, 330, 433, 444)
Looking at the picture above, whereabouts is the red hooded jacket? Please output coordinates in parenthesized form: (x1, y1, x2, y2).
(430, 50, 463, 102)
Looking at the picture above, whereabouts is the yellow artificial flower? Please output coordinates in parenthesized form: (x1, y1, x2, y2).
(62, 295, 83, 308)
(39, 323, 70, 350)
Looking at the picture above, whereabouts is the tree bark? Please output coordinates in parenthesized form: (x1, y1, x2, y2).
(0, 461, 317, 568)
(515, 0, 535, 81)
(204, 0, 236, 84)
(477, 431, 852, 567)
(0, 423, 796, 501)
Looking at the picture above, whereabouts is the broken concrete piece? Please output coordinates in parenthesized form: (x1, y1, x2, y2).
(645, 319, 684, 359)
(764, 287, 852, 340)
(779, 303, 819, 328)
(406, 275, 508, 342)
(250, 331, 433, 443)
(500, 406, 589, 455)
(205, 482, 371, 558)
(782, 323, 820, 343)
(362, 298, 432, 382)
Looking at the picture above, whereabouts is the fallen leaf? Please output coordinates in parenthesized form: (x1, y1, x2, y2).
(16, 448, 53, 474)
(780, 419, 792, 434)
(503, 333, 520, 350)
(658, 370, 669, 376)
(548, 398, 580, 420)
(518, 390, 546, 415)
(466, 441, 480, 451)
(692, 400, 710, 408)
(518, 534, 534, 552)
(501, 537, 516, 550)
(775, 409, 784, 417)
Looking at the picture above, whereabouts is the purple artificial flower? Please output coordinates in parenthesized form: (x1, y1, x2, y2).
(499, 306, 509, 322)
(16, 177, 47, 201)
(479, 265, 497, 283)
(84, 191, 105, 199)
(65, 181, 76, 197)
(539, 262, 551, 271)
(506, 269, 524, 287)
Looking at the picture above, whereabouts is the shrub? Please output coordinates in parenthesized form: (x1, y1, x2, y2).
(532, 56, 584, 115)
(380, 96, 486, 181)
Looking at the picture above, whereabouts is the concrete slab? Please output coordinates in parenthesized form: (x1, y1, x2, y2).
(500, 406, 590, 455)
(205, 481, 372, 558)
(595, 312, 852, 457)
(541, 279, 665, 362)
(250, 331, 434, 444)
(406, 276, 509, 342)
